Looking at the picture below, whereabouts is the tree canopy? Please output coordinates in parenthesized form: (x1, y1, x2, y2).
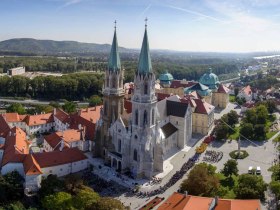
(234, 174, 267, 200)
(180, 163, 220, 197)
(221, 159, 239, 177)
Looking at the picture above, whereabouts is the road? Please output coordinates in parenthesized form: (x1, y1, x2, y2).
(0, 98, 89, 106)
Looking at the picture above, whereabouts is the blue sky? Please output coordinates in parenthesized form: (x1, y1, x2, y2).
(0, 0, 280, 52)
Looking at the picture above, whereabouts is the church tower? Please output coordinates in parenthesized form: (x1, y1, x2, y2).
(99, 22, 125, 158)
(130, 20, 160, 178)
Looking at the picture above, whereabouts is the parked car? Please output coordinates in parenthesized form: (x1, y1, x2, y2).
(248, 166, 253, 174)
(256, 166, 261, 175)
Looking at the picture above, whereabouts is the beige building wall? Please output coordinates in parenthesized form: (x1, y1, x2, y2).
(156, 87, 184, 97)
(192, 112, 214, 135)
(212, 92, 229, 109)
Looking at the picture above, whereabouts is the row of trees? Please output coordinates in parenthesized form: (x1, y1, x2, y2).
(180, 161, 267, 200)
(0, 56, 241, 82)
(0, 73, 103, 100)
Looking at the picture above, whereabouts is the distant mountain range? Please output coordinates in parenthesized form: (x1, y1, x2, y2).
(0, 38, 279, 58)
(0, 38, 130, 55)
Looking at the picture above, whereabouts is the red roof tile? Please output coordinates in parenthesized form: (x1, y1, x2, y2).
(217, 84, 230, 94)
(242, 85, 252, 96)
(44, 129, 82, 150)
(2, 127, 29, 166)
(25, 113, 54, 126)
(156, 93, 172, 101)
(54, 108, 71, 124)
(2, 113, 26, 122)
(193, 98, 214, 114)
(0, 115, 10, 138)
(23, 154, 43, 175)
(157, 192, 261, 210)
(33, 148, 87, 168)
(170, 80, 197, 88)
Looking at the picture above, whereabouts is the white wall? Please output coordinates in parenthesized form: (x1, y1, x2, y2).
(41, 159, 88, 178)
(26, 122, 54, 135)
(1, 163, 24, 176)
(25, 174, 42, 192)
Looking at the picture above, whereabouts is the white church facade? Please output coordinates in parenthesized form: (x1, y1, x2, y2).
(96, 24, 192, 179)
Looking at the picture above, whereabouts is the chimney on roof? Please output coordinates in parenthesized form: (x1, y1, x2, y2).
(78, 124, 82, 130)
(53, 108, 56, 115)
(59, 139, 64, 152)
(9, 131, 12, 136)
(184, 191, 188, 197)
(78, 109, 82, 116)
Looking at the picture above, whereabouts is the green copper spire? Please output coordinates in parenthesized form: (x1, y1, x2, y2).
(137, 19, 152, 74)
(108, 21, 121, 72)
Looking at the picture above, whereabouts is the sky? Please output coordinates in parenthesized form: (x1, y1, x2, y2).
(0, 0, 280, 52)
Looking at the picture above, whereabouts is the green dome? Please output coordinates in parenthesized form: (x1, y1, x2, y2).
(159, 72, 174, 81)
(199, 68, 220, 90)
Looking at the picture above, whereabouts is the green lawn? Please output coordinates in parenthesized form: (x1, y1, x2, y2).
(229, 95, 236, 103)
(266, 131, 277, 139)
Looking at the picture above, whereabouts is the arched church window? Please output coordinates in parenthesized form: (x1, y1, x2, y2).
(106, 77, 109, 87)
(143, 110, 148, 126)
(152, 109, 155, 125)
(134, 135, 138, 139)
(133, 149, 138, 161)
(144, 83, 148, 94)
(118, 139, 121, 153)
(112, 77, 117, 88)
(119, 74, 122, 88)
(135, 109, 138, 125)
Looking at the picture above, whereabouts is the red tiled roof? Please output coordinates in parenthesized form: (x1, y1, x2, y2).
(33, 147, 87, 168)
(23, 154, 43, 175)
(0, 115, 10, 138)
(44, 129, 82, 150)
(2, 113, 26, 122)
(193, 98, 214, 114)
(2, 127, 29, 166)
(54, 108, 71, 124)
(242, 85, 252, 96)
(217, 84, 230, 94)
(124, 100, 132, 114)
(78, 106, 101, 123)
(25, 113, 54, 126)
(190, 91, 202, 99)
(170, 80, 197, 88)
(156, 93, 172, 101)
(157, 192, 261, 210)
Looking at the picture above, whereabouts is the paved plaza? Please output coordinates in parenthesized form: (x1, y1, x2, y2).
(86, 103, 279, 209)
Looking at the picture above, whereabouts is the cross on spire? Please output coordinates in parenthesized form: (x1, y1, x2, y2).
(145, 17, 148, 29)
(114, 20, 117, 30)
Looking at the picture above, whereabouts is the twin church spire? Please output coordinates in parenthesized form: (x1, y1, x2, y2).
(108, 20, 152, 74)
(108, 21, 121, 72)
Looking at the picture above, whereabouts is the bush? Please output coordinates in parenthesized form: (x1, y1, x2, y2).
(229, 150, 249, 159)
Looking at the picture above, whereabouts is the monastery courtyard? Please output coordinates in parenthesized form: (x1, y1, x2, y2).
(85, 102, 279, 209)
